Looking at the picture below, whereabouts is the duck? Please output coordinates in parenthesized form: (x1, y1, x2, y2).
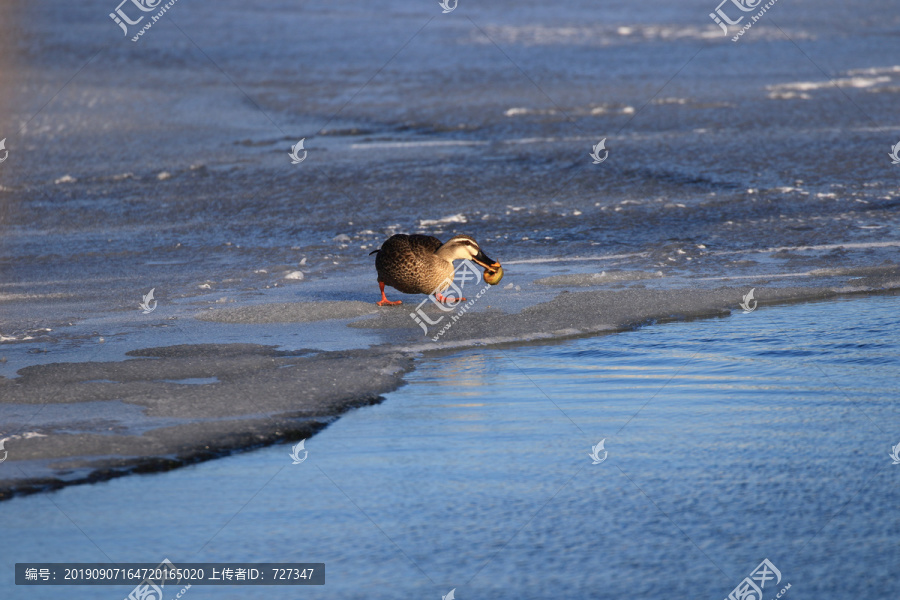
(370, 234, 502, 306)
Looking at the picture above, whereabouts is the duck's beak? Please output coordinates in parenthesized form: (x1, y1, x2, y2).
(473, 250, 501, 274)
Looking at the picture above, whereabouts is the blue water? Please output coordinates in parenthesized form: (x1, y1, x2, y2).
(2, 295, 899, 599)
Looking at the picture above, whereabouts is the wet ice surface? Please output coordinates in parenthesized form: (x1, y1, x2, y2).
(0, 341, 412, 493)
(1, 295, 897, 599)
(1, 262, 897, 496)
(2, 0, 900, 333)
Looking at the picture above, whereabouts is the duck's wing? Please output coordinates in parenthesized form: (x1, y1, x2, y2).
(374, 234, 445, 293)
(406, 234, 443, 258)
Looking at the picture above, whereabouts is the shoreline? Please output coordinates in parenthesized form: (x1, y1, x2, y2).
(1, 267, 897, 502)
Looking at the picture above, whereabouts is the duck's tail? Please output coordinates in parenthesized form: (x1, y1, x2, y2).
(369, 248, 380, 256)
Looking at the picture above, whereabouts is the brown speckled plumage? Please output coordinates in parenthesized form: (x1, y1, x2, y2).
(374, 234, 455, 294)
(371, 233, 498, 305)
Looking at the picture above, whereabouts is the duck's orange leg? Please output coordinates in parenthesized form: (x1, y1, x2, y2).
(435, 292, 466, 303)
(376, 281, 403, 306)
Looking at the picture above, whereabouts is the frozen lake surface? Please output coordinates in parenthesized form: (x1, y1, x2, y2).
(2, 294, 898, 599)
(1, 0, 900, 596)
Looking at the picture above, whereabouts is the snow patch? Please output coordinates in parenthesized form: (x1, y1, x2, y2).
(419, 213, 468, 227)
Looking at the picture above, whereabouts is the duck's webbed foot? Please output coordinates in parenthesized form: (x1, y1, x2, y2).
(435, 293, 466, 303)
(377, 282, 403, 306)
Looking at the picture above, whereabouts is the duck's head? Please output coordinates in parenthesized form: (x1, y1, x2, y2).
(436, 234, 501, 273)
